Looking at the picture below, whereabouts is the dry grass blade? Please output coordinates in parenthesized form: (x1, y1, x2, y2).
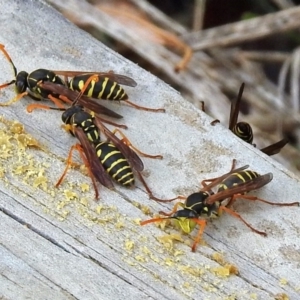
(183, 6, 300, 51)
(98, 2, 192, 72)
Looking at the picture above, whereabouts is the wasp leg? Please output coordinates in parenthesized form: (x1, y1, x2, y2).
(26, 95, 67, 112)
(56, 143, 99, 199)
(233, 194, 299, 207)
(201, 159, 237, 188)
(0, 91, 28, 106)
(191, 219, 207, 252)
(73, 74, 99, 104)
(111, 128, 163, 159)
(124, 100, 165, 113)
(219, 205, 267, 236)
(137, 171, 181, 202)
(158, 200, 186, 216)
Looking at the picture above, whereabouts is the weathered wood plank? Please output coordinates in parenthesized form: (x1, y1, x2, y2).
(0, 1, 300, 299)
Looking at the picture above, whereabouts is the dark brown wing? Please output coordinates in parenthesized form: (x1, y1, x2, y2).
(200, 164, 250, 192)
(41, 82, 123, 119)
(74, 127, 114, 189)
(205, 173, 273, 205)
(260, 138, 288, 156)
(94, 118, 144, 172)
(229, 83, 245, 130)
(52, 71, 137, 87)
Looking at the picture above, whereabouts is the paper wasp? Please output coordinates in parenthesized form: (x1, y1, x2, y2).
(229, 83, 288, 156)
(0, 44, 164, 113)
(141, 161, 299, 252)
(57, 105, 178, 202)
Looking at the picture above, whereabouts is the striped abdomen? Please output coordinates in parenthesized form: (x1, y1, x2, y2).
(218, 170, 259, 192)
(95, 142, 134, 186)
(69, 74, 128, 100)
(232, 122, 253, 144)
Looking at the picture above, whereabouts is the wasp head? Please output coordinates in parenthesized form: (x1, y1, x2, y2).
(172, 209, 199, 234)
(62, 105, 84, 124)
(15, 71, 28, 93)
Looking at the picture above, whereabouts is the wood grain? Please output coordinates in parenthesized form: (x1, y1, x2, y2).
(0, 1, 299, 299)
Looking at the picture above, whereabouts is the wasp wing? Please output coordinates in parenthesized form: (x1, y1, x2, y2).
(74, 127, 114, 189)
(94, 118, 144, 172)
(260, 138, 288, 156)
(200, 164, 250, 192)
(205, 173, 273, 205)
(52, 71, 137, 87)
(41, 82, 123, 119)
(229, 83, 245, 130)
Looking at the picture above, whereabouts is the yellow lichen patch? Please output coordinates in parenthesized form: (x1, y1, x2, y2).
(157, 233, 183, 251)
(164, 257, 174, 266)
(279, 278, 288, 286)
(9, 121, 24, 134)
(16, 133, 44, 150)
(182, 281, 192, 289)
(132, 201, 152, 215)
(115, 221, 124, 229)
(80, 182, 90, 192)
(177, 264, 205, 277)
(211, 252, 226, 264)
(173, 249, 184, 257)
(211, 252, 239, 276)
(63, 189, 78, 200)
(133, 218, 142, 225)
(274, 293, 289, 300)
(211, 265, 238, 277)
(135, 255, 146, 262)
(33, 175, 48, 189)
(0, 166, 5, 178)
(95, 205, 104, 214)
(125, 239, 135, 251)
(80, 197, 88, 206)
(141, 246, 151, 255)
(79, 164, 88, 175)
(149, 253, 160, 263)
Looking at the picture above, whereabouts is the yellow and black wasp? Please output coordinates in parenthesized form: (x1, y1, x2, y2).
(141, 161, 299, 252)
(0, 44, 164, 113)
(57, 104, 178, 202)
(229, 83, 288, 156)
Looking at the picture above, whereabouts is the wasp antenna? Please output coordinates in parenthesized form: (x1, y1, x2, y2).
(0, 44, 18, 78)
(140, 217, 168, 226)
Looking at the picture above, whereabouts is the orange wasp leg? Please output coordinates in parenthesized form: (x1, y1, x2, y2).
(124, 99, 165, 113)
(218, 205, 267, 236)
(0, 91, 28, 106)
(56, 143, 99, 199)
(201, 159, 237, 188)
(111, 128, 163, 159)
(191, 219, 207, 252)
(231, 194, 300, 207)
(137, 171, 181, 203)
(27, 94, 67, 112)
(72, 74, 99, 104)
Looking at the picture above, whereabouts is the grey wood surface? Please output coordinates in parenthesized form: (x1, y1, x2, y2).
(0, 1, 300, 299)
